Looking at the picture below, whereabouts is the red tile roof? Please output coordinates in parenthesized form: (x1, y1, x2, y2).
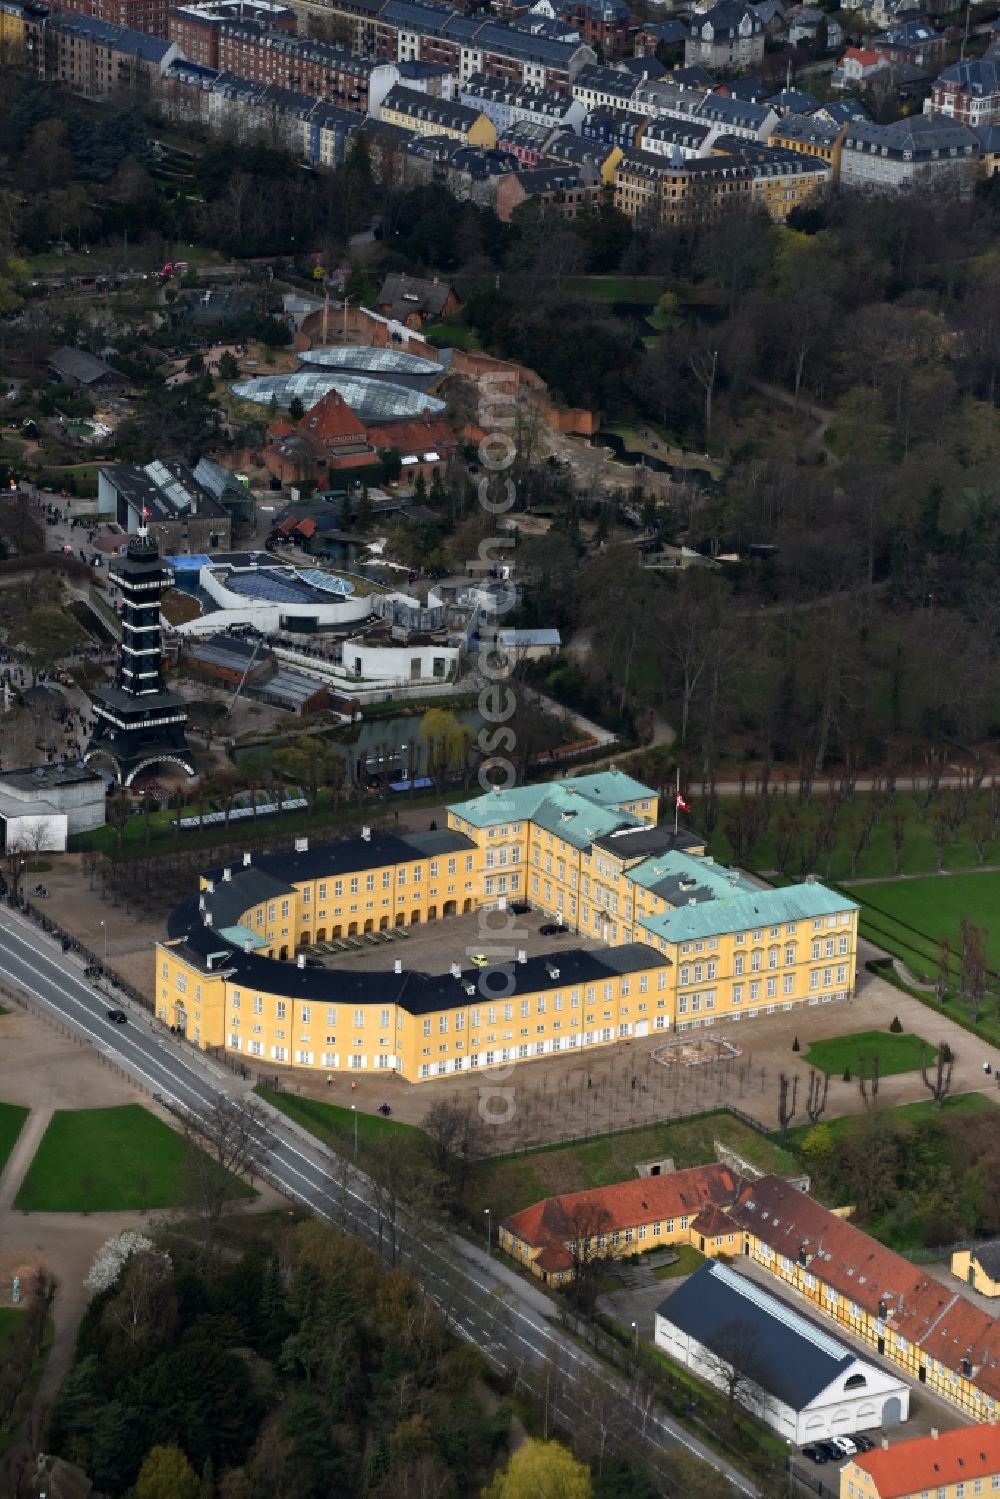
(504, 1163, 738, 1255)
(300, 389, 368, 444)
(843, 45, 882, 65)
(690, 1203, 735, 1237)
(366, 416, 457, 455)
(731, 1175, 1000, 1401)
(852, 1426, 1000, 1499)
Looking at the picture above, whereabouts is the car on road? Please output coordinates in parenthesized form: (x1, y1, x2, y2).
(469, 954, 490, 967)
(539, 923, 566, 936)
(509, 901, 531, 914)
(106, 1008, 127, 1024)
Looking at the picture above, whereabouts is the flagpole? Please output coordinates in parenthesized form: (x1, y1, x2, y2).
(674, 765, 680, 835)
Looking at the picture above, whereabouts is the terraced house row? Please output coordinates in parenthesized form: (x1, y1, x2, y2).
(503, 1168, 1000, 1423)
(156, 770, 858, 1081)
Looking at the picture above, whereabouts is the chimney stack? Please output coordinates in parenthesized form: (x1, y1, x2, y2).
(243, 851, 251, 866)
(394, 959, 402, 975)
(222, 867, 232, 882)
(518, 949, 527, 965)
(362, 825, 371, 841)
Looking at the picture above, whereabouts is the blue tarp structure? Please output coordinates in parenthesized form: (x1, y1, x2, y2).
(388, 777, 434, 792)
(165, 554, 211, 571)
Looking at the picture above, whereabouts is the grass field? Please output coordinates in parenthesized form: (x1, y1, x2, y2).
(257, 1088, 422, 1156)
(465, 1111, 800, 1219)
(422, 320, 482, 351)
(783, 1090, 995, 1153)
(13, 1104, 255, 1212)
(803, 1030, 935, 1077)
(565, 275, 662, 304)
(0, 1102, 29, 1177)
(851, 871, 1000, 976)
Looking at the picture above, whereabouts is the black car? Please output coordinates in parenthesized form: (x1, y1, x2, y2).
(106, 1008, 127, 1024)
(509, 901, 531, 914)
(853, 1434, 876, 1453)
(817, 1442, 844, 1461)
(801, 1445, 828, 1464)
(539, 923, 566, 936)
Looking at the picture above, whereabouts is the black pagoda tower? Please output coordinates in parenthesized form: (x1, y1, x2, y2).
(85, 527, 195, 786)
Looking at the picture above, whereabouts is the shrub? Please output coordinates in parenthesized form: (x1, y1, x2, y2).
(792, 1036, 800, 1052)
(843, 1066, 851, 1082)
(889, 1015, 903, 1033)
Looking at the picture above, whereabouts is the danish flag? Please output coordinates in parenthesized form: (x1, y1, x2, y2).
(676, 791, 691, 814)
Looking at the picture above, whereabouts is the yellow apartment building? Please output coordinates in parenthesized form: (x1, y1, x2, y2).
(155, 769, 858, 1082)
(379, 83, 497, 146)
(768, 116, 847, 180)
(841, 1426, 1000, 1499)
(0, 0, 25, 60)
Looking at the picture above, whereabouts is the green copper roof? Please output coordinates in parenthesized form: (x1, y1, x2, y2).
(449, 768, 656, 830)
(218, 924, 269, 950)
(638, 881, 857, 946)
(628, 850, 758, 902)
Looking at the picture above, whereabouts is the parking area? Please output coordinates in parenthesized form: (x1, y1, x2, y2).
(300, 906, 606, 977)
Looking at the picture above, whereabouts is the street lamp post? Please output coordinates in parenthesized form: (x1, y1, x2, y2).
(485, 1207, 492, 1257)
(351, 1104, 358, 1161)
(100, 919, 108, 970)
(631, 1320, 639, 1359)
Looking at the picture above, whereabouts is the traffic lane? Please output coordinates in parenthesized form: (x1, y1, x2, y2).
(0, 912, 755, 1494)
(0, 912, 221, 1114)
(257, 1134, 756, 1494)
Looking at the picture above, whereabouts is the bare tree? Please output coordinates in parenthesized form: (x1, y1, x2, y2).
(920, 1042, 955, 1109)
(564, 1200, 614, 1314)
(777, 1072, 799, 1138)
(703, 1317, 766, 1424)
(804, 1068, 830, 1124)
(419, 1098, 486, 1207)
(183, 1094, 274, 1264)
(857, 1054, 880, 1110)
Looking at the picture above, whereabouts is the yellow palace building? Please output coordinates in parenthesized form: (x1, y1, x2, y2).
(155, 769, 858, 1081)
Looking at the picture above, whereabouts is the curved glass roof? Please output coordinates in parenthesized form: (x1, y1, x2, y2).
(230, 373, 447, 422)
(298, 346, 441, 377)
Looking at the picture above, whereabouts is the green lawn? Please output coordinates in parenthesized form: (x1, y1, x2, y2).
(465, 1111, 799, 1220)
(422, 320, 482, 351)
(851, 871, 1000, 975)
(783, 1090, 995, 1152)
(652, 1243, 706, 1280)
(0, 1102, 29, 1177)
(565, 275, 662, 304)
(13, 1104, 255, 1212)
(257, 1087, 422, 1156)
(802, 1030, 936, 1078)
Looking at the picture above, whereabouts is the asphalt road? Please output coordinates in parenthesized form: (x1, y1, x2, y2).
(0, 903, 759, 1497)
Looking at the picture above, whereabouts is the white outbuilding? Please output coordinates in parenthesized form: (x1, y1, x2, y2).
(655, 1261, 910, 1445)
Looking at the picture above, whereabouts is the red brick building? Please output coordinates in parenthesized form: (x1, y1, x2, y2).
(168, 0, 296, 68)
(213, 25, 374, 106)
(265, 389, 457, 488)
(57, 0, 171, 40)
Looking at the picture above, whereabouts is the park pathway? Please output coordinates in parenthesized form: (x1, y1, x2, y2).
(0, 1106, 50, 1215)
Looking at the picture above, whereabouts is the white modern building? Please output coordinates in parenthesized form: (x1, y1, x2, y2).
(655, 1261, 910, 1444)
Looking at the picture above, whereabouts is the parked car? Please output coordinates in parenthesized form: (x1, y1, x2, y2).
(509, 901, 531, 914)
(853, 1434, 876, 1453)
(816, 1441, 844, 1461)
(106, 1008, 127, 1024)
(830, 1437, 858, 1457)
(539, 923, 566, 936)
(469, 954, 490, 967)
(801, 1444, 829, 1463)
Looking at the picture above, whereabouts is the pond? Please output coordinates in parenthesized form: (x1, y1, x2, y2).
(233, 708, 484, 785)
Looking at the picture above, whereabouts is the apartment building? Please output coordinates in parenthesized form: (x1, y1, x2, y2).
(213, 25, 375, 106)
(769, 113, 846, 178)
(23, 7, 178, 94)
(168, 0, 295, 66)
(156, 770, 858, 1081)
(840, 115, 980, 192)
(927, 59, 1000, 128)
(57, 0, 171, 40)
(614, 147, 755, 223)
(685, 0, 764, 71)
(379, 82, 496, 143)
